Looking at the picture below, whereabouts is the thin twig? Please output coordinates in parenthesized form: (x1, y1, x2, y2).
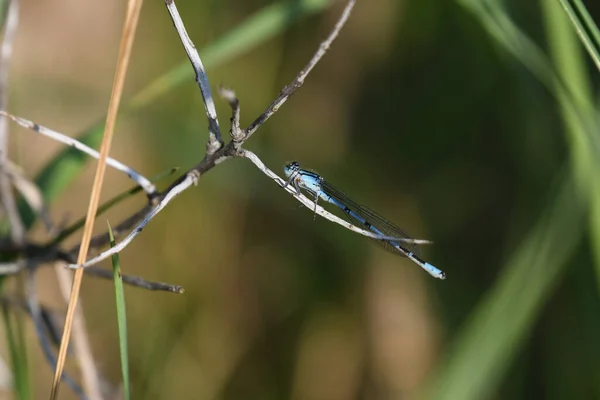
(0, 241, 67, 276)
(51, 0, 145, 398)
(0, 111, 157, 196)
(0, 256, 184, 293)
(85, 267, 185, 293)
(71, 203, 156, 254)
(3, 159, 54, 232)
(0, 260, 22, 274)
(1, 295, 64, 349)
(68, 172, 199, 270)
(164, 0, 223, 155)
(243, 0, 356, 141)
(0, 0, 25, 244)
(218, 87, 243, 142)
(54, 264, 107, 399)
(49, 167, 178, 247)
(25, 270, 88, 399)
(68, 151, 226, 254)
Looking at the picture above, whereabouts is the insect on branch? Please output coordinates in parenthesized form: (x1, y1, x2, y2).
(2, 1, 397, 275)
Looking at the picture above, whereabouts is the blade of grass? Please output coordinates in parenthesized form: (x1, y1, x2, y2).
(557, 0, 600, 71)
(108, 222, 130, 400)
(47, 166, 178, 247)
(542, 0, 600, 298)
(573, 0, 600, 61)
(0, 1, 8, 25)
(426, 0, 599, 398)
(424, 171, 585, 400)
(1, 303, 29, 400)
(456, 0, 600, 194)
(463, 0, 600, 314)
(19, 0, 333, 231)
(13, 282, 29, 400)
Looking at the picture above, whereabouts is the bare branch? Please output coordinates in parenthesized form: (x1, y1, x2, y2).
(244, 0, 356, 140)
(71, 203, 155, 254)
(70, 141, 233, 255)
(164, 0, 223, 154)
(0, 0, 25, 245)
(0, 257, 184, 293)
(50, 168, 180, 247)
(218, 87, 243, 143)
(0, 245, 64, 275)
(85, 267, 185, 293)
(0, 111, 157, 196)
(0, 260, 22, 274)
(2, 294, 64, 347)
(52, 0, 360, 272)
(24, 271, 88, 399)
(68, 171, 199, 270)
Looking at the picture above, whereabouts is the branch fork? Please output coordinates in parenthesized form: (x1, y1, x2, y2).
(1, 2, 380, 274)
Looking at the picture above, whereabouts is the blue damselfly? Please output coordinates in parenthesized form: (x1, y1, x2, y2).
(284, 161, 445, 279)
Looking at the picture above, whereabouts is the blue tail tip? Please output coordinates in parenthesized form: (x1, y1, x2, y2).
(425, 263, 446, 280)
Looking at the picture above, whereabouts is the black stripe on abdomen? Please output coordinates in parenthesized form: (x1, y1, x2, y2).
(343, 207, 372, 229)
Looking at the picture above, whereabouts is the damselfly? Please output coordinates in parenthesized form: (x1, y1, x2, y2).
(283, 161, 445, 279)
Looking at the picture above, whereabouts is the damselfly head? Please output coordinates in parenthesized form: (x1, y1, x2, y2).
(284, 161, 301, 177)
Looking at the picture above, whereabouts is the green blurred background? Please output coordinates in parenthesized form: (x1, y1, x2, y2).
(3, 0, 600, 398)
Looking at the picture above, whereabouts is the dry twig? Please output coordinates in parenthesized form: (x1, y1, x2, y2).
(0, 111, 157, 196)
(0, 0, 24, 244)
(25, 270, 88, 399)
(65, 0, 370, 270)
(50, 0, 145, 398)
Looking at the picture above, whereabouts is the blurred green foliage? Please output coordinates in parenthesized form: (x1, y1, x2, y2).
(108, 223, 130, 400)
(2, 0, 600, 399)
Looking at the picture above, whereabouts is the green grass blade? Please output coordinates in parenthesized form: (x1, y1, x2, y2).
(427, 0, 599, 398)
(13, 295, 28, 400)
(0, 0, 9, 29)
(573, 0, 600, 61)
(457, 0, 562, 94)
(541, 0, 600, 285)
(425, 172, 585, 400)
(557, 0, 600, 71)
(2, 303, 30, 400)
(108, 222, 130, 400)
(2, 304, 19, 398)
(0, 0, 8, 29)
(459, 0, 600, 300)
